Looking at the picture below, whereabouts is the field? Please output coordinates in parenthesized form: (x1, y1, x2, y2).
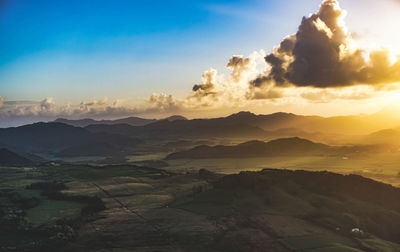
(2, 157, 400, 251)
(2, 135, 400, 251)
(165, 154, 400, 186)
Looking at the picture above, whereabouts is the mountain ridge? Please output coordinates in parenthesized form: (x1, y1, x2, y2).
(165, 137, 380, 159)
(0, 122, 142, 157)
(53, 115, 187, 127)
(84, 109, 400, 140)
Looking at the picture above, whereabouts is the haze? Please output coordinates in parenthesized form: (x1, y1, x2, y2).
(3, 1, 400, 251)
(1, 0, 400, 127)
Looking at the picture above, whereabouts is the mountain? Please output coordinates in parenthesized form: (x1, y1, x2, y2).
(182, 169, 400, 246)
(3, 109, 399, 158)
(164, 115, 188, 121)
(0, 148, 35, 166)
(363, 128, 400, 146)
(0, 122, 142, 157)
(57, 142, 121, 157)
(53, 115, 187, 128)
(83, 109, 400, 145)
(221, 109, 400, 135)
(165, 137, 381, 159)
(86, 121, 268, 139)
(54, 116, 157, 127)
(85, 112, 305, 139)
(0, 122, 93, 152)
(166, 137, 333, 159)
(225, 110, 400, 135)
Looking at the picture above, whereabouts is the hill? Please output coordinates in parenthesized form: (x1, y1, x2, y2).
(166, 137, 332, 159)
(0, 122, 142, 157)
(165, 137, 379, 159)
(164, 115, 188, 121)
(173, 169, 400, 249)
(222, 110, 400, 135)
(53, 115, 187, 128)
(0, 148, 35, 166)
(82, 109, 400, 145)
(86, 121, 268, 139)
(54, 116, 157, 127)
(363, 128, 400, 146)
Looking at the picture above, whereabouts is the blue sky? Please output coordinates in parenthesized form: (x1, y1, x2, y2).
(0, 0, 326, 102)
(0, 0, 399, 106)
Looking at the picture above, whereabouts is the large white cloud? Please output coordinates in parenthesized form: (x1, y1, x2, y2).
(252, 0, 400, 89)
(159, 0, 400, 108)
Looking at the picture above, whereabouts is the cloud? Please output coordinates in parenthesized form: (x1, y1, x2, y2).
(227, 55, 255, 82)
(78, 98, 109, 112)
(188, 52, 267, 104)
(0, 94, 191, 127)
(0, 98, 58, 119)
(148, 93, 183, 113)
(148, 53, 264, 112)
(2, 0, 399, 126)
(182, 0, 400, 105)
(0, 97, 149, 127)
(191, 68, 218, 97)
(299, 87, 376, 103)
(253, 0, 400, 88)
(40, 97, 56, 112)
(80, 98, 108, 107)
(246, 85, 283, 100)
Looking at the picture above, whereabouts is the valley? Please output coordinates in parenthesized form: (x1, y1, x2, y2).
(2, 111, 400, 251)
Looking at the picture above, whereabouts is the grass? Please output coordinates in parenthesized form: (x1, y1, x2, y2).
(26, 199, 84, 227)
(3, 159, 400, 251)
(172, 169, 400, 251)
(172, 189, 237, 217)
(120, 194, 172, 209)
(37, 153, 105, 162)
(358, 236, 400, 252)
(40, 163, 169, 182)
(283, 234, 357, 250)
(126, 152, 170, 162)
(308, 245, 364, 252)
(166, 154, 400, 186)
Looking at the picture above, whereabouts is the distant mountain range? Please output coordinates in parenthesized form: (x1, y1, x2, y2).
(220, 108, 400, 135)
(166, 137, 380, 159)
(86, 120, 268, 139)
(54, 115, 187, 127)
(83, 109, 400, 142)
(53, 107, 400, 139)
(1, 109, 399, 159)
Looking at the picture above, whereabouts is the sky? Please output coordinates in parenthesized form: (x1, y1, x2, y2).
(1, 0, 400, 126)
